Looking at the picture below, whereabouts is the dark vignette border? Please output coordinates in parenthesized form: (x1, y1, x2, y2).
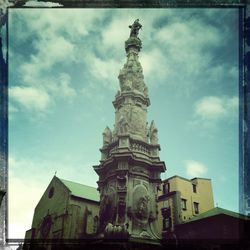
(0, 0, 248, 249)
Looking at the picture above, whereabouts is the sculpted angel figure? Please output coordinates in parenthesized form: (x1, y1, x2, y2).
(102, 126, 112, 146)
(149, 120, 158, 144)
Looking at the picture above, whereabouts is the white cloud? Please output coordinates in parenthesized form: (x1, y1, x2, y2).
(195, 96, 226, 120)
(194, 96, 238, 121)
(24, 0, 62, 6)
(151, 15, 233, 96)
(101, 17, 129, 51)
(20, 35, 75, 88)
(89, 56, 121, 90)
(185, 160, 208, 178)
(140, 48, 169, 85)
(9, 177, 45, 239)
(9, 86, 51, 111)
(9, 9, 238, 116)
(34, 35, 75, 68)
(155, 19, 221, 72)
(8, 156, 51, 239)
(57, 73, 76, 99)
(8, 155, 99, 238)
(8, 156, 55, 239)
(10, 10, 109, 115)
(13, 9, 95, 39)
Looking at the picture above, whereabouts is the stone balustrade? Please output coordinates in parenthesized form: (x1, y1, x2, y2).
(130, 141, 150, 154)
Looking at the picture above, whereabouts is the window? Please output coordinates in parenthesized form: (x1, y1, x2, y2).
(163, 217, 172, 230)
(163, 200, 170, 208)
(192, 184, 197, 193)
(181, 199, 187, 210)
(48, 187, 54, 199)
(41, 215, 52, 238)
(194, 202, 199, 214)
(161, 207, 171, 217)
(163, 182, 170, 194)
(93, 216, 99, 233)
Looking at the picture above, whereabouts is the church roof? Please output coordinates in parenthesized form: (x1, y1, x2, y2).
(58, 177, 100, 202)
(184, 207, 250, 224)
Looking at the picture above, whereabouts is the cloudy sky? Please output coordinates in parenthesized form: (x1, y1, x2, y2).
(7, 8, 239, 239)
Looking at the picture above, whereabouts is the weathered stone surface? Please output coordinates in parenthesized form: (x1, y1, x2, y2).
(118, 49, 147, 97)
(94, 20, 166, 241)
(102, 126, 112, 146)
(149, 120, 158, 145)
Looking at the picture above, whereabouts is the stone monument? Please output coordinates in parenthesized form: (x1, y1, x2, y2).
(93, 20, 166, 242)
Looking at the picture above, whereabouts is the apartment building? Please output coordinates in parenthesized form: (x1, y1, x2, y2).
(157, 175, 214, 238)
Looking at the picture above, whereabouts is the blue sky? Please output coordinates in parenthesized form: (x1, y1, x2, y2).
(7, 8, 239, 238)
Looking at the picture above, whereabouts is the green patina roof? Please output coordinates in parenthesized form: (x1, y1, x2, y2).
(59, 178, 100, 202)
(184, 207, 250, 224)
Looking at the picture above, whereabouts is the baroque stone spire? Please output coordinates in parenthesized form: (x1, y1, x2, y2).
(113, 19, 150, 143)
(94, 20, 166, 241)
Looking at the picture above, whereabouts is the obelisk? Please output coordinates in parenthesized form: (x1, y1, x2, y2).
(94, 19, 166, 241)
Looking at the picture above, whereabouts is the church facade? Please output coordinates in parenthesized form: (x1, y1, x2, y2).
(24, 176, 100, 246)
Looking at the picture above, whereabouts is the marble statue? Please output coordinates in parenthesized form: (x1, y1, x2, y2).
(129, 19, 142, 38)
(102, 126, 112, 146)
(149, 120, 158, 144)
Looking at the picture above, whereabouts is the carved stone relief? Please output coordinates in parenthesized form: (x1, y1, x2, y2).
(142, 181, 149, 190)
(103, 126, 112, 146)
(135, 196, 149, 220)
(94, 20, 166, 240)
(132, 166, 148, 176)
(104, 222, 129, 239)
(117, 171, 127, 190)
(133, 179, 141, 187)
(115, 103, 148, 139)
(117, 197, 126, 224)
(117, 115, 129, 134)
(99, 186, 116, 229)
(118, 162, 128, 171)
(132, 185, 150, 222)
(149, 120, 158, 144)
(118, 49, 148, 97)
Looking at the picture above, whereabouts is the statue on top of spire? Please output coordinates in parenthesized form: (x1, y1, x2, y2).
(129, 19, 142, 38)
(125, 19, 142, 53)
(119, 19, 148, 98)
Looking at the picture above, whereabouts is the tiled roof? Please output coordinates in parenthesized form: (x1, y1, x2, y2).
(184, 207, 250, 223)
(59, 177, 100, 202)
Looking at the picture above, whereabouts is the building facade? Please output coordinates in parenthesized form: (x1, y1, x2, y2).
(174, 207, 250, 240)
(24, 176, 100, 249)
(25, 174, 216, 246)
(157, 175, 214, 238)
